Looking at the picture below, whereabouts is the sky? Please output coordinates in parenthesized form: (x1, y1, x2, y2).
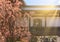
(24, 0, 60, 5)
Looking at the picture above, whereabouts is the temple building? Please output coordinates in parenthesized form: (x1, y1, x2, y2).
(23, 5, 60, 42)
